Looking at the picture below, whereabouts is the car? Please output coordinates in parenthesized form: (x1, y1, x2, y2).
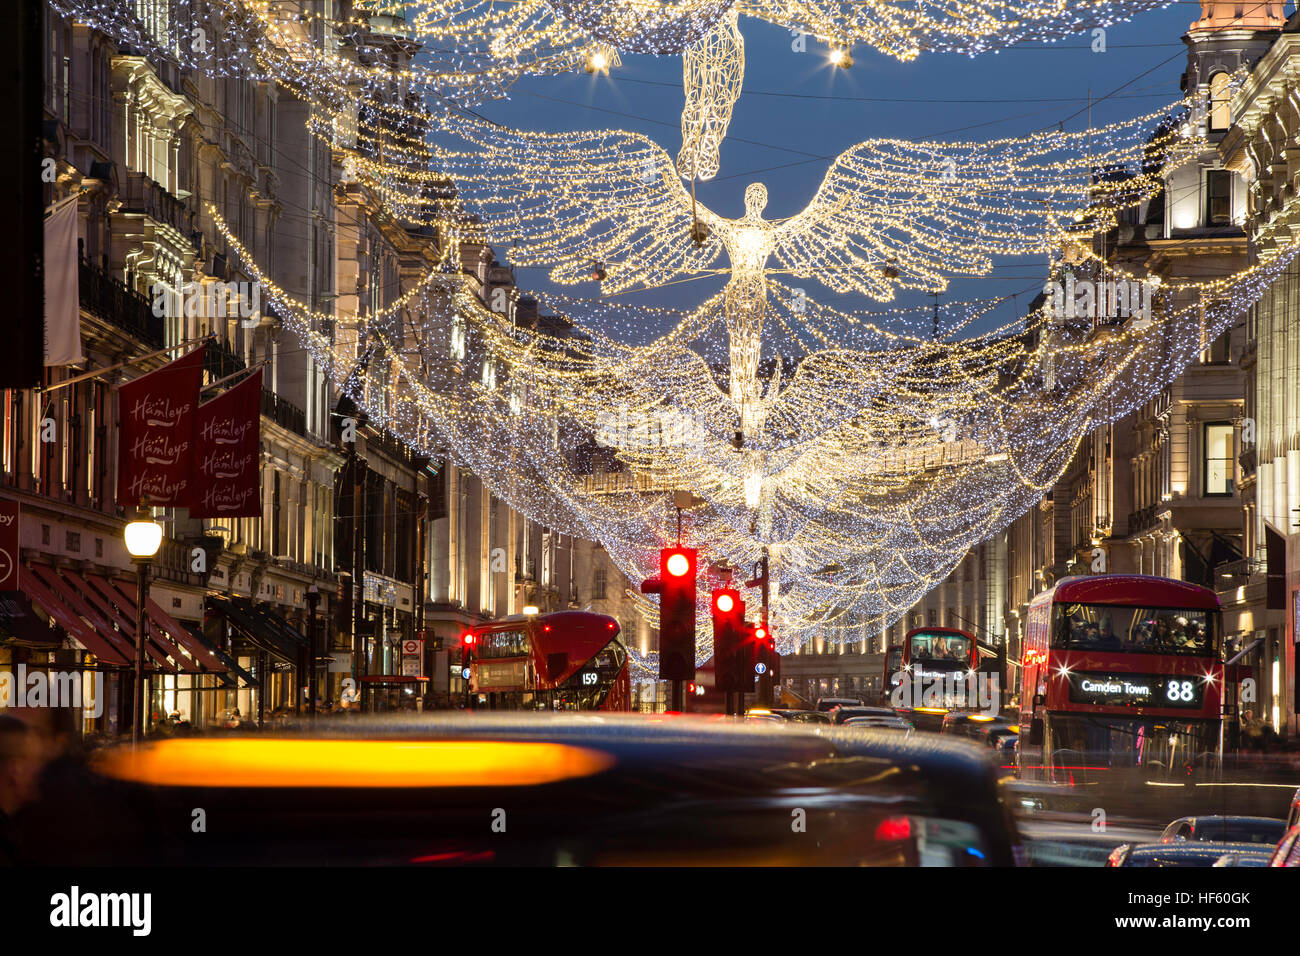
(1107, 842, 1273, 868)
(743, 708, 829, 724)
(765, 709, 831, 724)
(1158, 815, 1287, 846)
(1212, 849, 1273, 867)
(941, 712, 1005, 737)
(843, 715, 913, 731)
(18, 714, 1023, 866)
(814, 697, 864, 713)
(1287, 787, 1300, 829)
(980, 724, 1020, 748)
(827, 705, 899, 725)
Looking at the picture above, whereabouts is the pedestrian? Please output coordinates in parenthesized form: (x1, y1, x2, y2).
(1241, 709, 1263, 750)
(0, 715, 44, 865)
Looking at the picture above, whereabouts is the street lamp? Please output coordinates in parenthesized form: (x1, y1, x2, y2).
(124, 504, 163, 745)
(305, 583, 321, 718)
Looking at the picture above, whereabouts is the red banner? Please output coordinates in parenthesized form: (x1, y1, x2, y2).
(116, 345, 206, 508)
(0, 497, 18, 590)
(191, 367, 262, 518)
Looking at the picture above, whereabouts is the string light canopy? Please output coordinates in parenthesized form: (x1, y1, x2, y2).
(61, 0, 1285, 667)
(397, 0, 1178, 63)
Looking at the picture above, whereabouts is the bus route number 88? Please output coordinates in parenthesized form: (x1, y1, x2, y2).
(1165, 679, 1196, 703)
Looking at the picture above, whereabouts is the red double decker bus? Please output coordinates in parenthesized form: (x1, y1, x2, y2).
(889, 627, 981, 728)
(903, 626, 979, 674)
(465, 610, 631, 711)
(1017, 575, 1223, 782)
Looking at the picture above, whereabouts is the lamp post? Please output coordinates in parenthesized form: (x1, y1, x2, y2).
(124, 504, 163, 745)
(306, 583, 321, 718)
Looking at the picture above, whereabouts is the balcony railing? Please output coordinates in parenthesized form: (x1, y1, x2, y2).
(1127, 504, 1158, 534)
(78, 257, 164, 347)
(120, 170, 194, 236)
(205, 340, 247, 380)
(261, 388, 307, 438)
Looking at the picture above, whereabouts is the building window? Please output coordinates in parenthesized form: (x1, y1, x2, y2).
(1208, 72, 1231, 132)
(592, 568, 607, 600)
(1205, 169, 1232, 226)
(1203, 422, 1235, 496)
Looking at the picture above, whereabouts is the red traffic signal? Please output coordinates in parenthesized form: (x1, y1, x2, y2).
(644, 547, 697, 682)
(711, 588, 746, 693)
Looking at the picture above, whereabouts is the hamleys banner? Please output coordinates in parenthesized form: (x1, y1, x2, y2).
(116, 344, 206, 508)
(191, 367, 262, 518)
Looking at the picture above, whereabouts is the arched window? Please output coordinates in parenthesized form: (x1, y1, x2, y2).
(1209, 72, 1232, 132)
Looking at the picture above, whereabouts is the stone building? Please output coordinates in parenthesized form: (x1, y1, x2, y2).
(1218, 5, 1300, 735)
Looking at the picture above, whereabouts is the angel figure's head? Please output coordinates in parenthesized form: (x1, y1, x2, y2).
(744, 182, 769, 218)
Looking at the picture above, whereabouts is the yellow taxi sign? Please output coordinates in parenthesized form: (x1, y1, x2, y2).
(95, 739, 616, 789)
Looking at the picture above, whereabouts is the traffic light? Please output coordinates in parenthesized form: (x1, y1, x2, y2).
(641, 546, 697, 681)
(459, 631, 476, 706)
(711, 588, 746, 693)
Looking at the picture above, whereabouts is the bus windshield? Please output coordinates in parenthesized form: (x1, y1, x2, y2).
(1052, 604, 1217, 656)
(910, 632, 972, 666)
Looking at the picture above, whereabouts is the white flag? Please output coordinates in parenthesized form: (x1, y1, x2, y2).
(43, 197, 84, 366)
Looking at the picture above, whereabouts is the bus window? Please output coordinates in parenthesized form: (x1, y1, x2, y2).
(1052, 605, 1216, 656)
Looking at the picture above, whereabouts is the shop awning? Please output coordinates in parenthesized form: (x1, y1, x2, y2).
(19, 565, 131, 666)
(0, 591, 61, 646)
(207, 596, 306, 667)
(27, 564, 141, 665)
(180, 621, 257, 688)
(90, 575, 227, 673)
(62, 570, 176, 672)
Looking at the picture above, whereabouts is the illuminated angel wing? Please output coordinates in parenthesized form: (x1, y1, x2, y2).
(438, 123, 725, 292)
(413, 0, 737, 65)
(772, 116, 1194, 298)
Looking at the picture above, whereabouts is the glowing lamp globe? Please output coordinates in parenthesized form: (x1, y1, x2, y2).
(124, 513, 163, 559)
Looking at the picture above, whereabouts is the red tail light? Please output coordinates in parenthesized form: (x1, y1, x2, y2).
(874, 816, 912, 841)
